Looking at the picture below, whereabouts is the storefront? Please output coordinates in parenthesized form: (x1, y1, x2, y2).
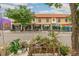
(43, 24, 50, 31)
(52, 23, 60, 31)
(12, 24, 21, 31)
(61, 24, 72, 32)
(25, 24, 31, 31)
(0, 18, 11, 30)
(33, 24, 41, 31)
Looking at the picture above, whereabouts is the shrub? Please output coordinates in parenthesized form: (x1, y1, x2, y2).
(60, 45, 70, 56)
(21, 41, 28, 49)
(7, 39, 21, 54)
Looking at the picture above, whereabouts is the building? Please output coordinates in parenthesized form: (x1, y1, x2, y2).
(0, 17, 12, 30)
(30, 14, 71, 31)
(11, 14, 71, 31)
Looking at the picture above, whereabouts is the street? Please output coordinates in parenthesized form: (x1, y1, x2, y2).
(0, 31, 72, 48)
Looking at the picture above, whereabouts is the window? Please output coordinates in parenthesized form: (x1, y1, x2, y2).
(53, 18, 55, 21)
(57, 18, 60, 22)
(65, 18, 68, 22)
(38, 19, 41, 22)
(46, 18, 49, 22)
(33, 19, 35, 22)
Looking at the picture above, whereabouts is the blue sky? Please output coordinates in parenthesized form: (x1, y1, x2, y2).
(0, 3, 71, 14)
(27, 3, 55, 14)
(27, 3, 70, 14)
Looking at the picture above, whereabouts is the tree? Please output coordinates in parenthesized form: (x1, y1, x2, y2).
(5, 5, 34, 31)
(47, 3, 79, 55)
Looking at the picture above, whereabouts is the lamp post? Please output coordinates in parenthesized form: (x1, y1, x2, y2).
(0, 5, 5, 45)
(1, 19, 5, 45)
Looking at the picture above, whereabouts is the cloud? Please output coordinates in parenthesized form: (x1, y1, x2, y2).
(27, 6, 34, 9)
(0, 3, 71, 14)
(36, 10, 53, 14)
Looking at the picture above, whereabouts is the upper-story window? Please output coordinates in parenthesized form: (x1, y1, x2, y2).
(38, 18, 41, 23)
(46, 18, 49, 22)
(53, 18, 55, 21)
(57, 18, 60, 22)
(65, 18, 68, 22)
(32, 19, 35, 22)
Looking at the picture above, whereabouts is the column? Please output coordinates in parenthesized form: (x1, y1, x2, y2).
(11, 23, 13, 30)
(20, 24, 22, 31)
(50, 24, 52, 31)
(41, 25, 43, 31)
(60, 25, 62, 31)
(31, 24, 33, 30)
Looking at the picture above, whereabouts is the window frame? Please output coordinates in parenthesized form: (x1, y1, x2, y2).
(65, 18, 68, 22)
(57, 18, 60, 22)
(38, 18, 41, 23)
(46, 18, 49, 22)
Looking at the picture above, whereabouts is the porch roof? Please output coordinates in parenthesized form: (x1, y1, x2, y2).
(34, 14, 70, 18)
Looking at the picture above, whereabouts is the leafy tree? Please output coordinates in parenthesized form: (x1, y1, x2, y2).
(5, 5, 34, 31)
(47, 3, 79, 55)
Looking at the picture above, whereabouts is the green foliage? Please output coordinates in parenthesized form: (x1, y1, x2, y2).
(7, 39, 21, 54)
(46, 3, 62, 8)
(67, 17, 72, 22)
(60, 45, 70, 56)
(21, 41, 28, 49)
(31, 31, 60, 48)
(5, 5, 34, 26)
(48, 31, 60, 48)
(31, 35, 50, 45)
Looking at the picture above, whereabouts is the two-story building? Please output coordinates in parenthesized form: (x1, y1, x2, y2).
(30, 14, 71, 31)
(11, 14, 71, 31)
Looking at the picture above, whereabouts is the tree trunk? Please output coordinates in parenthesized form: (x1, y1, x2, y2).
(69, 3, 79, 55)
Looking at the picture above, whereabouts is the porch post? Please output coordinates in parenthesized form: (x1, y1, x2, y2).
(41, 25, 43, 31)
(50, 24, 52, 31)
(20, 24, 22, 31)
(31, 24, 33, 30)
(11, 23, 13, 30)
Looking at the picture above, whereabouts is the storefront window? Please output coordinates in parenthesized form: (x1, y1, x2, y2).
(43, 25, 50, 30)
(33, 25, 41, 31)
(57, 18, 60, 22)
(46, 18, 49, 22)
(61, 26, 72, 32)
(3, 23, 10, 30)
(38, 19, 41, 23)
(52, 26, 60, 31)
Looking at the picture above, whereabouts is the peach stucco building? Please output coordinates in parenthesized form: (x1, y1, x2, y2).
(12, 14, 71, 31)
(30, 14, 71, 31)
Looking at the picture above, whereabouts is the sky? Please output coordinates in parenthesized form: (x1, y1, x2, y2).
(0, 3, 71, 14)
(27, 3, 70, 14)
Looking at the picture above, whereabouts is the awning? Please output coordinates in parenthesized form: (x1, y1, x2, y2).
(0, 17, 11, 25)
(61, 24, 72, 26)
